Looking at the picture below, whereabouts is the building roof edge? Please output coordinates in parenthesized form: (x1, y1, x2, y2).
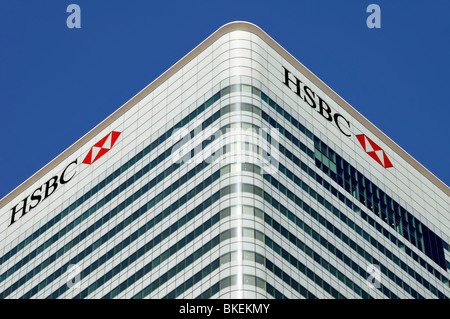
(1, 21, 447, 209)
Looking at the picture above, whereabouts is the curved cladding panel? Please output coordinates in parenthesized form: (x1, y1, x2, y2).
(0, 23, 448, 299)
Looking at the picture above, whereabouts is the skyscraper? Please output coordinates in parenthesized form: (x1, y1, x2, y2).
(0, 21, 448, 299)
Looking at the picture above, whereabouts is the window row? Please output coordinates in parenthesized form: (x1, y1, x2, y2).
(258, 81, 447, 271)
(314, 137, 447, 271)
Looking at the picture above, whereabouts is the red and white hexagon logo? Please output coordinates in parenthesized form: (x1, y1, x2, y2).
(356, 134, 393, 168)
(82, 131, 121, 165)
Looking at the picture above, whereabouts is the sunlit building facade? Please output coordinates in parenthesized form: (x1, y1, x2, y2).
(0, 22, 449, 299)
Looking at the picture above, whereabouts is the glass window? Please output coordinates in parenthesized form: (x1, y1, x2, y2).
(243, 228, 254, 238)
(220, 276, 231, 289)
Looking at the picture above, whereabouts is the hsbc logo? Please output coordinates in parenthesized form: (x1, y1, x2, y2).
(9, 131, 121, 226)
(356, 134, 393, 168)
(82, 131, 120, 164)
(282, 67, 393, 169)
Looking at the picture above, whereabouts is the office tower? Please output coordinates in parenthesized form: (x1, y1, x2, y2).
(0, 21, 448, 299)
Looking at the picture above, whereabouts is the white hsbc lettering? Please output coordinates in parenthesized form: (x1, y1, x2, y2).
(282, 66, 352, 137)
(9, 159, 78, 226)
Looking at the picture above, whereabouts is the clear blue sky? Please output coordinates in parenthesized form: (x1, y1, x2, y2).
(0, 1, 449, 199)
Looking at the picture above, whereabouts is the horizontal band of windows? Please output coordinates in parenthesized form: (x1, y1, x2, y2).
(251, 83, 448, 273)
(106, 195, 362, 300)
(90, 197, 345, 299)
(260, 126, 448, 287)
(113, 153, 433, 299)
(5, 109, 445, 298)
(240, 93, 449, 283)
(53, 176, 383, 301)
(206, 96, 449, 287)
(5, 82, 446, 290)
(125, 223, 325, 299)
(98, 217, 318, 299)
(161, 222, 343, 299)
(219, 114, 448, 289)
(5, 98, 436, 300)
(5, 143, 221, 298)
(14, 148, 442, 300)
(257, 110, 449, 282)
(6, 85, 446, 300)
(315, 142, 448, 270)
(83, 207, 226, 299)
(238, 187, 386, 298)
(4, 121, 269, 297)
(0, 103, 239, 284)
(127, 204, 356, 299)
(7, 137, 446, 300)
(194, 274, 286, 299)
(2, 106, 309, 295)
(171, 112, 447, 294)
(230, 194, 433, 300)
(164, 250, 314, 299)
(264, 155, 446, 296)
(249, 103, 449, 287)
(263, 84, 448, 270)
(47, 156, 285, 299)
(262, 162, 445, 298)
(0, 82, 231, 267)
(84, 192, 336, 299)
(24, 160, 226, 299)
(119, 236, 313, 299)
(0, 99, 277, 284)
(210, 120, 447, 298)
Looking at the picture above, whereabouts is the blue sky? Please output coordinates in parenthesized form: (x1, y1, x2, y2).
(0, 1, 449, 198)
